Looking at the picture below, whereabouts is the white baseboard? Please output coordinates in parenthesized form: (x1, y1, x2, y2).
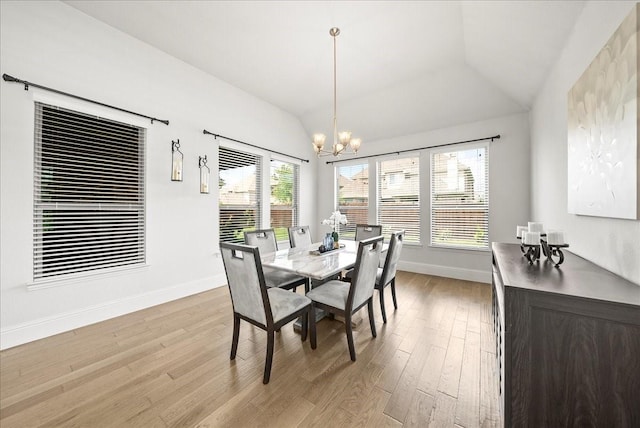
(0, 273, 227, 350)
(398, 260, 491, 284)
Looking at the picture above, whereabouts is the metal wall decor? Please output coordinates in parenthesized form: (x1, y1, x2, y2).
(199, 155, 210, 194)
(171, 139, 183, 181)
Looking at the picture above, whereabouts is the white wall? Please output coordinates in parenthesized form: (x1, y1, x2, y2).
(316, 112, 531, 283)
(530, 1, 640, 285)
(0, 1, 316, 349)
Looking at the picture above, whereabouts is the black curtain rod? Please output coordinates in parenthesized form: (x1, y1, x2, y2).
(203, 129, 309, 163)
(325, 134, 501, 164)
(2, 73, 169, 126)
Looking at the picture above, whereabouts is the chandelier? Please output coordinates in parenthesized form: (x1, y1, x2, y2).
(312, 28, 361, 157)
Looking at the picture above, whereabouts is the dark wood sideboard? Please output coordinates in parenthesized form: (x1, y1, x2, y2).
(491, 243, 640, 427)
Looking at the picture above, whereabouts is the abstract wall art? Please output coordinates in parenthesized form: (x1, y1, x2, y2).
(568, 4, 639, 219)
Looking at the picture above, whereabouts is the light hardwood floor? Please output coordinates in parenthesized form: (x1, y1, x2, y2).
(0, 272, 500, 427)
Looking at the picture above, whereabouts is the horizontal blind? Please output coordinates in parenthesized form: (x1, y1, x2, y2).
(431, 145, 489, 249)
(336, 163, 369, 239)
(219, 146, 262, 243)
(270, 160, 298, 245)
(377, 157, 420, 244)
(33, 102, 145, 280)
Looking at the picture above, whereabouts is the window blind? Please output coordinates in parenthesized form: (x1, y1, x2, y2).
(336, 163, 369, 239)
(219, 146, 262, 243)
(377, 157, 421, 244)
(33, 102, 146, 280)
(270, 159, 299, 245)
(431, 145, 489, 249)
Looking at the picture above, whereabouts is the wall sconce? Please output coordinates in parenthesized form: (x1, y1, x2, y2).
(199, 155, 210, 194)
(171, 139, 183, 181)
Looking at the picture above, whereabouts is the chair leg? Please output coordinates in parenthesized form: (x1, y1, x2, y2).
(309, 306, 317, 350)
(345, 313, 356, 361)
(264, 329, 275, 384)
(368, 299, 377, 338)
(301, 310, 308, 342)
(391, 278, 398, 309)
(379, 285, 387, 324)
(230, 313, 240, 360)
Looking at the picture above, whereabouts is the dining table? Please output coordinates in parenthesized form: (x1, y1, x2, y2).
(261, 239, 387, 328)
(260, 239, 362, 282)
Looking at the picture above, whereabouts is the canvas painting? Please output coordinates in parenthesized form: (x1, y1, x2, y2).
(567, 4, 639, 219)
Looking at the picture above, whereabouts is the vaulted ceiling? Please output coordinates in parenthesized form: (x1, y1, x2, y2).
(65, 1, 585, 142)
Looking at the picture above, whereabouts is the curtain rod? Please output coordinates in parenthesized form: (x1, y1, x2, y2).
(203, 129, 310, 163)
(325, 134, 501, 164)
(2, 73, 169, 125)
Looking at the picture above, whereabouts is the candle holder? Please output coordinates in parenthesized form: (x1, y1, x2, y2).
(171, 139, 183, 181)
(542, 240, 570, 268)
(199, 155, 210, 194)
(522, 243, 541, 265)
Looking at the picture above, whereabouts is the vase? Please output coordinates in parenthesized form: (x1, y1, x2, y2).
(324, 233, 334, 250)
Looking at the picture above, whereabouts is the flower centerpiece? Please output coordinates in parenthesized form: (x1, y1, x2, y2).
(321, 210, 348, 249)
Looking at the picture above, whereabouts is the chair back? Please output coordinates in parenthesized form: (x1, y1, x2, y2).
(288, 226, 312, 248)
(355, 224, 383, 241)
(244, 229, 278, 253)
(220, 242, 271, 326)
(348, 236, 384, 310)
(379, 231, 405, 286)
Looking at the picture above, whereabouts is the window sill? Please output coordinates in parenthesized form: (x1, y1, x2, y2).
(27, 264, 150, 291)
(428, 244, 490, 253)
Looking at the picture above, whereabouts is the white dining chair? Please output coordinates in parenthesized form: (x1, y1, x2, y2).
(305, 236, 383, 361)
(288, 225, 312, 248)
(220, 242, 316, 384)
(244, 229, 309, 293)
(345, 230, 404, 322)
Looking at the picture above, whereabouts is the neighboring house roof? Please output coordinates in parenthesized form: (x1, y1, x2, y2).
(219, 174, 258, 205)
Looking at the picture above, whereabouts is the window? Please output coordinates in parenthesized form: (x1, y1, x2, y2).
(336, 163, 369, 239)
(431, 145, 489, 249)
(219, 146, 262, 243)
(270, 159, 299, 245)
(33, 102, 146, 281)
(377, 157, 420, 244)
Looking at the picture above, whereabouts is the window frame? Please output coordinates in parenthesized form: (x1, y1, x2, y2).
(376, 154, 421, 245)
(334, 160, 370, 240)
(429, 142, 489, 251)
(269, 157, 300, 246)
(218, 145, 263, 244)
(32, 100, 147, 284)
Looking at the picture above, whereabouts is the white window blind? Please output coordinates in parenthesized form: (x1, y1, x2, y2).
(377, 157, 421, 244)
(219, 146, 262, 243)
(431, 145, 489, 249)
(336, 163, 369, 239)
(270, 159, 298, 245)
(33, 102, 146, 281)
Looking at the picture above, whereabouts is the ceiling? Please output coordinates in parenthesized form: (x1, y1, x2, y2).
(64, 1, 585, 143)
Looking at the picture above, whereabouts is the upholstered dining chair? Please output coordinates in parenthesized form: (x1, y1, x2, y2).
(355, 224, 383, 241)
(345, 230, 404, 323)
(288, 225, 312, 248)
(220, 242, 316, 384)
(342, 224, 383, 279)
(244, 229, 309, 293)
(305, 236, 383, 361)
